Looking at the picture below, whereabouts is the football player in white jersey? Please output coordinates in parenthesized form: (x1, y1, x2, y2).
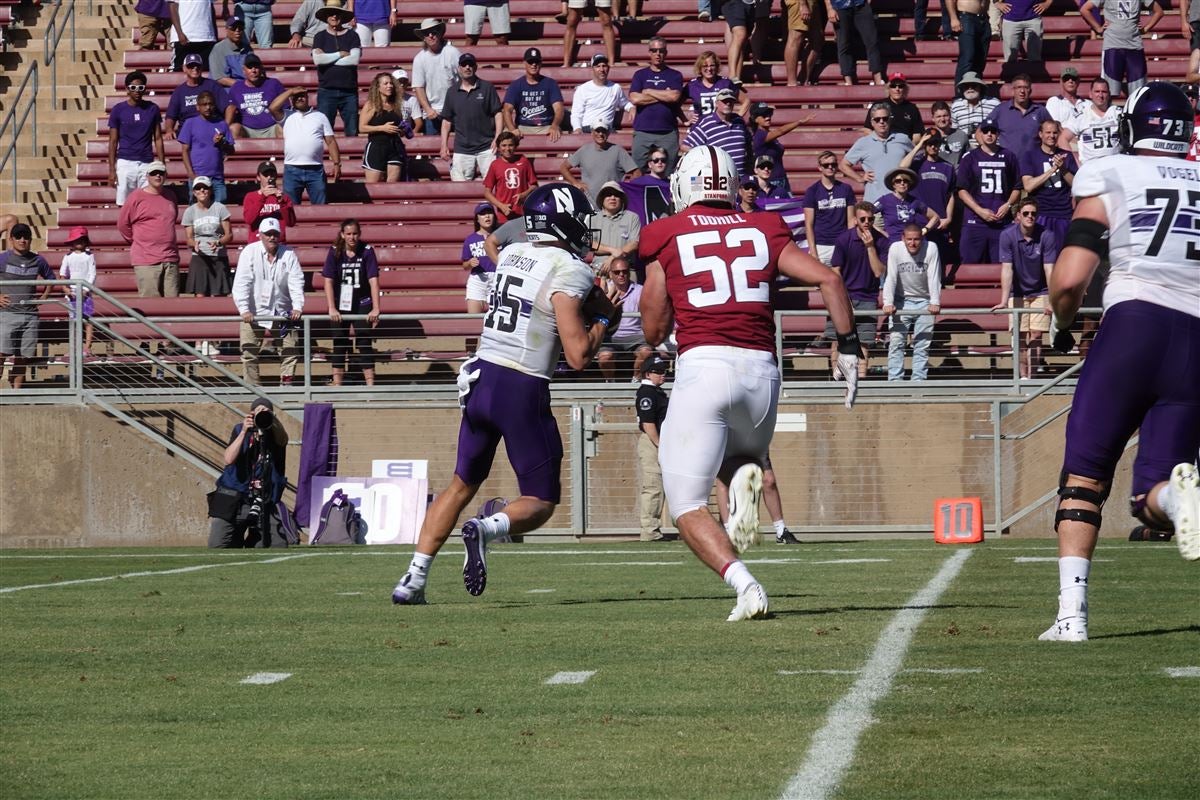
(392, 184, 618, 604)
(1040, 82, 1200, 642)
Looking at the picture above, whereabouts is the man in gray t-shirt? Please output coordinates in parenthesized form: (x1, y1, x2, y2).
(1082, 0, 1164, 96)
(559, 125, 640, 203)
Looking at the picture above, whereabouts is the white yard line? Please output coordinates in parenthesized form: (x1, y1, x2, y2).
(778, 668, 983, 676)
(779, 549, 973, 800)
(0, 553, 319, 594)
(544, 671, 597, 685)
(240, 672, 293, 685)
(1163, 667, 1200, 678)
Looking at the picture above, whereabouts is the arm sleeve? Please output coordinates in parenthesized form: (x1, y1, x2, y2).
(312, 51, 341, 65)
(336, 47, 361, 66)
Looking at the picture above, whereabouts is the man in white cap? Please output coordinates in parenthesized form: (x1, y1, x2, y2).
(412, 18, 461, 135)
(232, 217, 305, 385)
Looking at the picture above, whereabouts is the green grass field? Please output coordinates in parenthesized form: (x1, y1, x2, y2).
(1, 540, 1197, 800)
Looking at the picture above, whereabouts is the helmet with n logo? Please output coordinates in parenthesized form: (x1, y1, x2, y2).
(670, 145, 737, 212)
(1118, 81, 1194, 156)
(524, 183, 597, 257)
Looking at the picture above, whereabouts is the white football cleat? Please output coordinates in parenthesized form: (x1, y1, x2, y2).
(1168, 463, 1200, 561)
(727, 582, 769, 622)
(1038, 600, 1088, 642)
(726, 463, 763, 554)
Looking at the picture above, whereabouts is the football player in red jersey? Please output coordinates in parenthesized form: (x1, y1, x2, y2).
(638, 145, 862, 621)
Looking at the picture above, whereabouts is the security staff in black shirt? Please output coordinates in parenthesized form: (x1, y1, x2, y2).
(635, 354, 671, 542)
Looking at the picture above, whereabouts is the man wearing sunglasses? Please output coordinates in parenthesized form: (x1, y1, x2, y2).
(802, 150, 857, 266)
(992, 198, 1056, 379)
(860, 73, 923, 140)
(108, 71, 166, 207)
(412, 18, 462, 135)
(311, 0, 362, 137)
(0, 223, 53, 390)
(629, 37, 684, 172)
(840, 101, 914, 202)
(681, 87, 753, 175)
(164, 54, 228, 141)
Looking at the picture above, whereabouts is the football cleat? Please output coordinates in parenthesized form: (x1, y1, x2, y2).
(776, 529, 802, 545)
(1038, 600, 1088, 642)
(461, 519, 489, 596)
(1169, 463, 1200, 561)
(727, 582, 769, 621)
(391, 572, 427, 605)
(726, 463, 763, 554)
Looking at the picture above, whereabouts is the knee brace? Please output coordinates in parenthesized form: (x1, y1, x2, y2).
(1054, 478, 1109, 532)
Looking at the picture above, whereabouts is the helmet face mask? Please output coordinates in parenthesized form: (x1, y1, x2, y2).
(523, 184, 598, 257)
(670, 145, 738, 212)
(1118, 82, 1194, 156)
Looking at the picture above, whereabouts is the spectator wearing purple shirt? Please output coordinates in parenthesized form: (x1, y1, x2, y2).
(991, 198, 1058, 378)
(899, 131, 957, 268)
(621, 146, 673, 227)
(178, 91, 236, 203)
(108, 71, 165, 208)
(998, 0, 1050, 65)
(684, 51, 747, 124)
(956, 120, 1021, 263)
(826, 201, 887, 378)
(135, 0, 172, 50)
(1018, 118, 1076, 245)
(164, 53, 228, 139)
(502, 48, 565, 141)
(802, 150, 857, 265)
(322, 220, 382, 387)
(981, 74, 1052, 154)
(750, 102, 805, 196)
(629, 37, 685, 171)
(874, 168, 940, 247)
(224, 54, 288, 138)
(681, 87, 753, 175)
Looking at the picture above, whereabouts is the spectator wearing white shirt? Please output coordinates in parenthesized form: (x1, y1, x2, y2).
(271, 88, 341, 205)
(950, 72, 999, 145)
(168, 0, 217, 71)
(411, 19, 462, 135)
(1045, 67, 1089, 125)
(232, 217, 305, 385)
(570, 54, 634, 133)
(881, 224, 941, 382)
(1058, 78, 1122, 162)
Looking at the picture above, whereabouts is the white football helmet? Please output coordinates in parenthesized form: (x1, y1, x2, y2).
(670, 145, 737, 212)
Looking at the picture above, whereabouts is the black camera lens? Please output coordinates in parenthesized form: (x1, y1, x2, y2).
(254, 409, 274, 431)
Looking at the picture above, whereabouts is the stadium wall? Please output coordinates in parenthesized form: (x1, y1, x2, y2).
(0, 399, 1134, 547)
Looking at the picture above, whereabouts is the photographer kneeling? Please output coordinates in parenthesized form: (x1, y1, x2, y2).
(207, 397, 290, 548)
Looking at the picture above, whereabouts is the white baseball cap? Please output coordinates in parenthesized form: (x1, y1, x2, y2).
(258, 218, 282, 235)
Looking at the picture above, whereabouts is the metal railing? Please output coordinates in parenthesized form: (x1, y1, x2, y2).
(0, 61, 38, 203)
(43, 0, 77, 109)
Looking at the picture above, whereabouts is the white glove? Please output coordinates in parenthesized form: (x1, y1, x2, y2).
(834, 352, 859, 410)
(456, 356, 481, 408)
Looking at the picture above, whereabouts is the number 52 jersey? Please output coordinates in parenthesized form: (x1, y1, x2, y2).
(477, 241, 597, 380)
(1072, 155, 1200, 318)
(639, 205, 795, 355)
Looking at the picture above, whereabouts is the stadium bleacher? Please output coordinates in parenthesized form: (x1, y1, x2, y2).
(29, 0, 1191, 383)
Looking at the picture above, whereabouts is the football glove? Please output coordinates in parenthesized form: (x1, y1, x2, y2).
(581, 284, 617, 324)
(1051, 327, 1076, 355)
(834, 352, 859, 410)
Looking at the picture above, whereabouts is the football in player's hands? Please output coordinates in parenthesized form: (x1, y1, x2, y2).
(1052, 327, 1076, 355)
(581, 284, 617, 322)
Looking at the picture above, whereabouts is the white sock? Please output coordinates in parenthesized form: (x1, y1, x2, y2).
(404, 553, 433, 588)
(722, 560, 756, 594)
(1154, 482, 1179, 522)
(482, 512, 511, 544)
(773, 520, 787, 537)
(1057, 556, 1090, 615)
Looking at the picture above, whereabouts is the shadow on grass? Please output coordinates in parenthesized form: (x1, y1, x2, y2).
(1089, 624, 1200, 640)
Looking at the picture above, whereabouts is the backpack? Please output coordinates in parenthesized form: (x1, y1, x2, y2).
(275, 501, 302, 546)
(310, 490, 366, 545)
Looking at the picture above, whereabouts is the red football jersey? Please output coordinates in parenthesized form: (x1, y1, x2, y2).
(639, 204, 793, 354)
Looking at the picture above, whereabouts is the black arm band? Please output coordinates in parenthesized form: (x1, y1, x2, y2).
(1062, 218, 1109, 258)
(836, 331, 861, 352)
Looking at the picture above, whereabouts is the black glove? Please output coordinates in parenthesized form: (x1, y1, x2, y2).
(1051, 327, 1076, 355)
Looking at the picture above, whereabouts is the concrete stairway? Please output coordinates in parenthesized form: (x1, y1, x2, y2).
(0, 1, 130, 248)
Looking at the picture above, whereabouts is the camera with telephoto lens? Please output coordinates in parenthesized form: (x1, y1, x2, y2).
(253, 408, 274, 432)
(246, 479, 266, 526)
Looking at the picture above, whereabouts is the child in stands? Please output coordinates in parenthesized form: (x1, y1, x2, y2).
(58, 226, 97, 358)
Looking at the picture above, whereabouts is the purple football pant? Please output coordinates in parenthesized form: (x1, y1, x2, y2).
(454, 359, 563, 503)
(959, 221, 1003, 264)
(1062, 301, 1200, 504)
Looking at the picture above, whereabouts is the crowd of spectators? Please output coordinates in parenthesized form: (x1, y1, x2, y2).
(5, 0, 1198, 388)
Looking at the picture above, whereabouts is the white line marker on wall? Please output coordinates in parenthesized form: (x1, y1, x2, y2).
(544, 671, 596, 685)
(0, 553, 320, 594)
(240, 672, 293, 685)
(1163, 667, 1200, 678)
(779, 549, 973, 800)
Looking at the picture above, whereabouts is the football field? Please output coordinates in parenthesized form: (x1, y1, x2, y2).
(1, 540, 1197, 799)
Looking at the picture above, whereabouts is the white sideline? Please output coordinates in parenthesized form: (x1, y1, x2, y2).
(544, 671, 596, 685)
(0, 553, 319, 594)
(1163, 667, 1200, 678)
(779, 549, 973, 800)
(240, 672, 293, 685)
